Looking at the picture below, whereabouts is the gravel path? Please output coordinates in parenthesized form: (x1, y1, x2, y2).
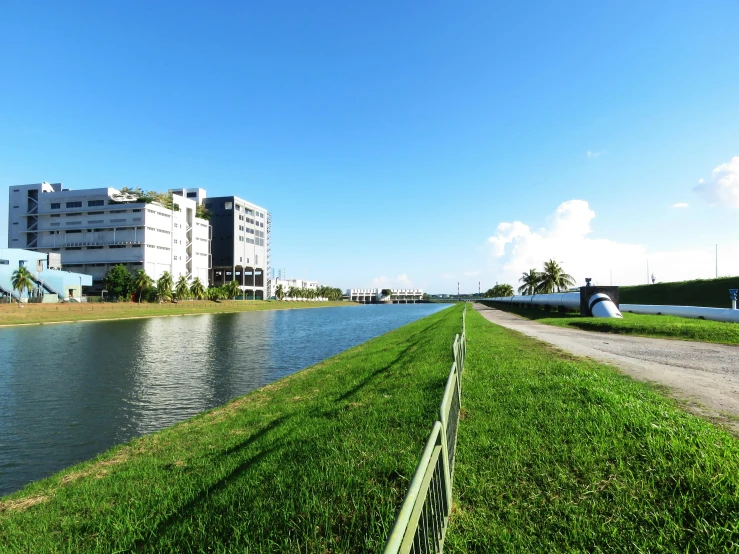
(473, 303, 739, 434)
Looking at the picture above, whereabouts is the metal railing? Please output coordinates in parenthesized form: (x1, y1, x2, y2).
(384, 304, 467, 554)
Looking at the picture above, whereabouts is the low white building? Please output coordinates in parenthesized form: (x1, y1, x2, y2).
(346, 288, 424, 303)
(7, 182, 211, 286)
(273, 278, 319, 292)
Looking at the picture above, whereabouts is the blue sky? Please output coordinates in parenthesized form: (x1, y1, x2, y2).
(2, 1, 738, 292)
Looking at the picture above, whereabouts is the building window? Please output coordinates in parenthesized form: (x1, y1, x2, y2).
(67, 212, 82, 216)
(65, 221, 82, 226)
(88, 211, 104, 215)
(235, 204, 241, 211)
(110, 218, 126, 223)
(87, 200, 104, 207)
(87, 246, 103, 250)
(132, 208, 142, 212)
(187, 192, 197, 198)
(50, 203, 60, 209)
(65, 247, 82, 250)
(66, 201, 82, 208)
(0, 260, 8, 265)
(109, 245, 126, 249)
(225, 201, 233, 210)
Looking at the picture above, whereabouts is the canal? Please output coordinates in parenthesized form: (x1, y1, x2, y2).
(0, 303, 450, 496)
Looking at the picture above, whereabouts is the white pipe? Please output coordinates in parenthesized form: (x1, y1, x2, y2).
(589, 293, 622, 318)
(489, 291, 623, 318)
(620, 304, 739, 323)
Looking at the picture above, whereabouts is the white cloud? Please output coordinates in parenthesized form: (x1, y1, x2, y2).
(587, 150, 605, 158)
(486, 199, 739, 286)
(372, 273, 412, 288)
(693, 156, 739, 208)
(487, 200, 645, 286)
(672, 202, 689, 208)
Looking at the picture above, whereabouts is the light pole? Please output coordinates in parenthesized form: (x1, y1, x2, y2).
(79, 276, 82, 300)
(102, 289, 107, 302)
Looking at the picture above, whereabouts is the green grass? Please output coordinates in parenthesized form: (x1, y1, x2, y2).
(0, 299, 354, 327)
(0, 305, 461, 553)
(445, 308, 739, 552)
(478, 301, 739, 345)
(620, 275, 739, 308)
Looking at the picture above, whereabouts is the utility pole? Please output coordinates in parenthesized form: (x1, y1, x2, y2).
(479, 281, 480, 295)
(716, 244, 718, 279)
(457, 282, 460, 301)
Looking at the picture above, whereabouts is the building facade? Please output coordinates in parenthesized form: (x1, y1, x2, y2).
(7, 183, 210, 286)
(346, 288, 425, 303)
(273, 278, 319, 292)
(203, 195, 271, 299)
(0, 248, 93, 302)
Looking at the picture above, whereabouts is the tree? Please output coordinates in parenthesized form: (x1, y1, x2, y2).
(11, 266, 34, 304)
(190, 277, 206, 300)
(497, 284, 514, 297)
(225, 280, 240, 300)
(275, 284, 285, 300)
(537, 259, 576, 294)
(132, 270, 153, 304)
(518, 269, 540, 295)
(175, 275, 190, 301)
(157, 271, 174, 302)
(288, 286, 299, 300)
(103, 264, 134, 300)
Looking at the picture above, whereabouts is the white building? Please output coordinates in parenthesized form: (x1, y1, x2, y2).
(203, 195, 271, 300)
(346, 288, 425, 303)
(273, 278, 319, 292)
(7, 182, 211, 286)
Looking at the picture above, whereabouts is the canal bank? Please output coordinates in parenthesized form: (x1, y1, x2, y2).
(0, 303, 460, 552)
(0, 299, 354, 327)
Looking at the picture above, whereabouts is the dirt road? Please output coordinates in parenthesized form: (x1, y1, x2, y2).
(474, 303, 739, 434)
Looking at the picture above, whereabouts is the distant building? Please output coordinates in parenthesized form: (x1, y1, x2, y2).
(7, 182, 210, 286)
(0, 248, 92, 302)
(202, 195, 271, 299)
(273, 278, 319, 293)
(346, 288, 424, 304)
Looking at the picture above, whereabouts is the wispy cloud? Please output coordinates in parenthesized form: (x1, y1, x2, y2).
(672, 202, 689, 209)
(587, 150, 605, 158)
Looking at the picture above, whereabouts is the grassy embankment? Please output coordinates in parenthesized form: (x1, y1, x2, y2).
(621, 275, 739, 308)
(445, 308, 739, 552)
(0, 305, 460, 553)
(0, 299, 353, 327)
(478, 301, 739, 345)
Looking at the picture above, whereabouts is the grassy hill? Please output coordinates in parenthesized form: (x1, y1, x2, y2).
(620, 276, 739, 308)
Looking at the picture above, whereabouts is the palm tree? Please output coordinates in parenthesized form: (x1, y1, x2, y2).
(275, 284, 285, 300)
(132, 269, 153, 304)
(518, 269, 540, 295)
(288, 286, 299, 300)
(225, 280, 240, 300)
(537, 259, 576, 294)
(190, 277, 206, 300)
(500, 284, 514, 296)
(157, 271, 174, 302)
(11, 266, 34, 305)
(175, 275, 190, 301)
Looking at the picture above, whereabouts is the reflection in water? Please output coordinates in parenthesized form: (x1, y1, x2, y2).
(0, 303, 449, 495)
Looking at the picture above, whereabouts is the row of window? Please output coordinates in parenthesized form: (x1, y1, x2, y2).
(62, 245, 143, 251)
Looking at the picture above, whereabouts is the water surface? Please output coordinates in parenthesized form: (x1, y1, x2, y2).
(0, 303, 450, 496)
